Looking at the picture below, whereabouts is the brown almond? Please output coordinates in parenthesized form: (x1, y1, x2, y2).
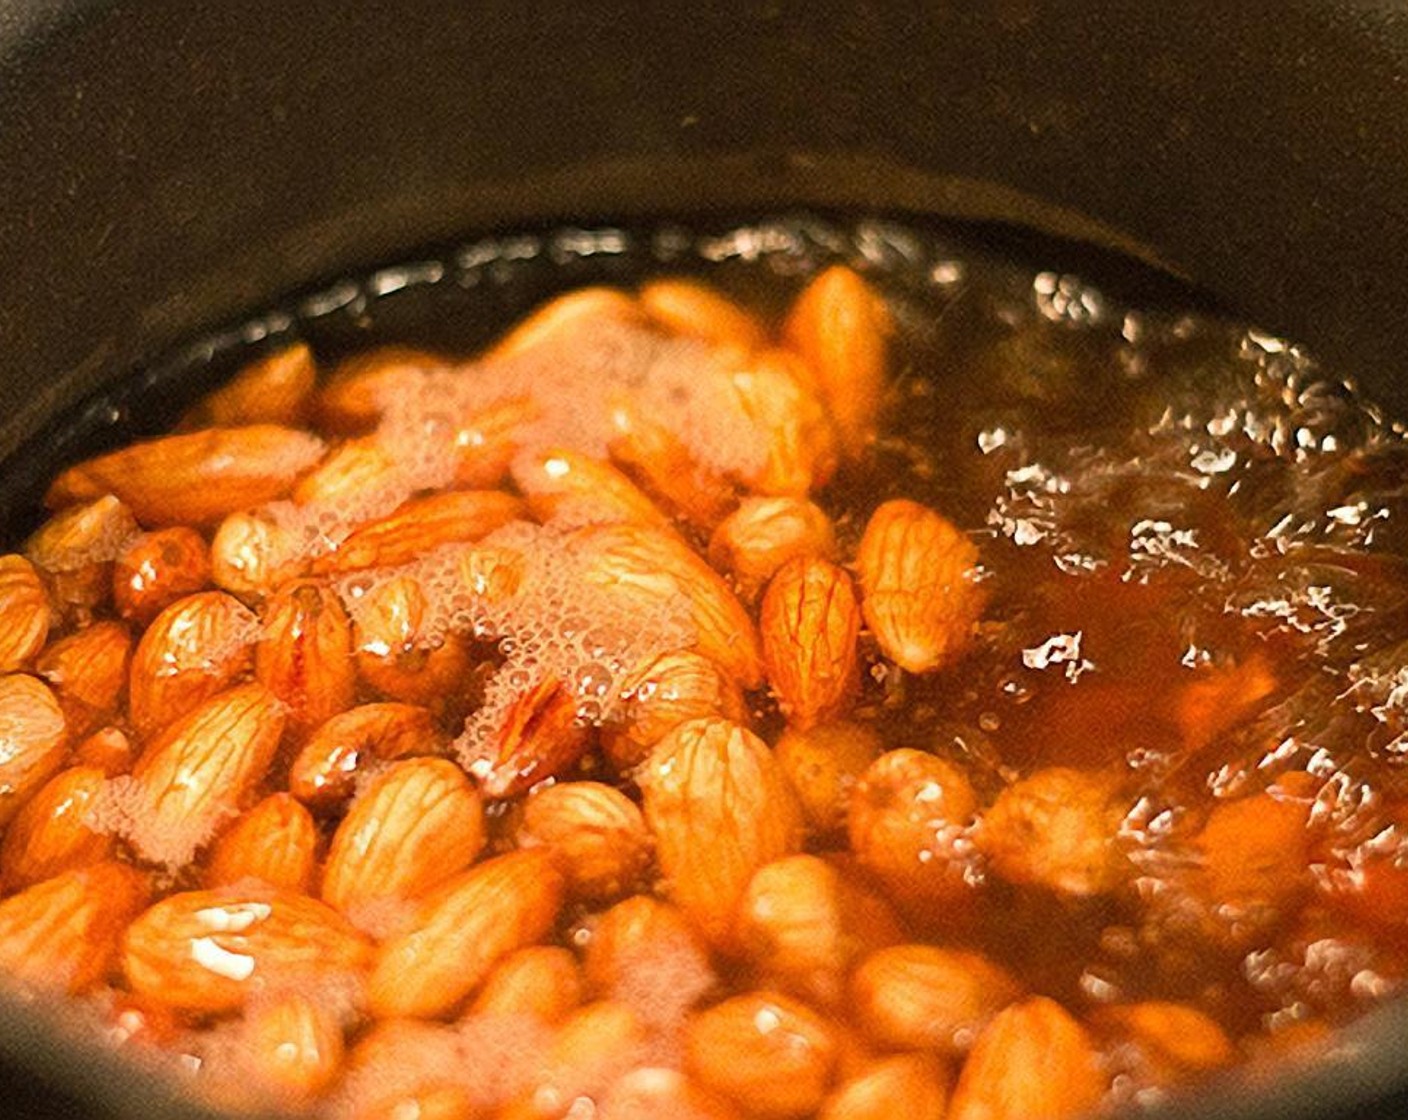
(0, 765, 112, 889)
(341, 1019, 486, 1120)
(640, 278, 767, 353)
(818, 1053, 950, 1120)
(242, 989, 346, 1105)
(36, 619, 132, 735)
(0, 554, 51, 670)
(486, 287, 644, 361)
(726, 350, 838, 496)
(761, 556, 860, 731)
(469, 945, 584, 1024)
(112, 527, 212, 625)
(122, 886, 373, 1015)
(289, 702, 443, 809)
(313, 490, 526, 574)
(352, 574, 472, 710)
(321, 757, 486, 933)
(775, 721, 883, 836)
(608, 402, 739, 532)
(315, 345, 447, 434)
(601, 1066, 744, 1120)
(638, 717, 803, 946)
(471, 676, 593, 799)
(517, 780, 652, 902)
(0, 673, 69, 827)
(46, 426, 325, 526)
(581, 895, 717, 1026)
(507, 1000, 650, 1120)
(27, 494, 139, 617)
(707, 496, 837, 603)
(511, 447, 672, 531)
(255, 578, 357, 739)
(855, 499, 985, 675)
(368, 849, 565, 1019)
(291, 435, 403, 508)
(1092, 1000, 1236, 1083)
(206, 793, 320, 894)
(602, 649, 747, 772)
(183, 343, 316, 429)
(209, 508, 305, 598)
(73, 725, 136, 776)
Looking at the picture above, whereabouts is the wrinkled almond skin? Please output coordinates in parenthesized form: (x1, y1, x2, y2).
(291, 435, 402, 509)
(352, 574, 472, 711)
(850, 944, 1022, 1054)
(315, 345, 447, 434)
(0, 673, 69, 827)
(775, 721, 883, 836)
(602, 1066, 744, 1120)
(210, 508, 305, 598)
(471, 676, 592, 799)
(818, 1053, 950, 1120)
(761, 557, 861, 731)
(184, 342, 317, 429)
(36, 619, 132, 735)
(312, 490, 526, 574)
(0, 554, 51, 670)
(288, 702, 443, 809)
(321, 757, 486, 934)
(639, 717, 803, 946)
(128, 590, 259, 736)
(848, 748, 979, 913)
(0, 765, 112, 889)
(369, 849, 565, 1019)
(726, 350, 839, 496)
(783, 265, 891, 457)
(947, 997, 1104, 1120)
(469, 945, 583, 1024)
(124, 683, 286, 864)
(855, 500, 985, 675)
(639, 278, 767, 353)
(27, 494, 139, 618)
(243, 989, 346, 1105)
(0, 862, 148, 993)
(602, 650, 747, 772)
(112, 527, 212, 626)
(517, 780, 651, 902)
(256, 579, 357, 740)
(512, 447, 671, 531)
(46, 426, 326, 527)
(581, 895, 717, 1026)
(206, 793, 320, 894)
(707, 496, 837, 604)
(685, 990, 839, 1120)
(121, 886, 373, 1015)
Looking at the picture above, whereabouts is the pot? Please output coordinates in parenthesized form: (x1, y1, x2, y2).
(2, 2, 1408, 1117)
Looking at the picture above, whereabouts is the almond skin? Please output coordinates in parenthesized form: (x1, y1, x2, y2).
(855, 499, 985, 675)
(205, 793, 320, 894)
(312, 489, 526, 574)
(0, 765, 112, 889)
(122, 886, 373, 1015)
(639, 277, 767, 353)
(368, 849, 565, 1019)
(761, 556, 861, 731)
(46, 426, 325, 527)
(0, 554, 51, 670)
(321, 757, 486, 933)
(0, 862, 148, 993)
(707, 496, 837, 604)
(288, 702, 444, 809)
(255, 578, 357, 740)
(516, 780, 652, 902)
(183, 342, 317, 429)
(112, 527, 212, 626)
(0, 673, 69, 828)
(638, 717, 803, 946)
(602, 649, 747, 772)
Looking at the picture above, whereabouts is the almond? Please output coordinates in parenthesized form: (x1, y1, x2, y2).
(855, 500, 985, 674)
(782, 265, 891, 457)
(503, 1000, 650, 1120)
(121, 886, 373, 1014)
(446, 395, 542, 490)
(255, 578, 357, 739)
(26, 494, 139, 618)
(707, 496, 836, 603)
(947, 997, 1104, 1120)
(352, 574, 473, 710)
(818, 1053, 950, 1120)
(601, 1066, 744, 1120)
(36, 619, 132, 735)
(602, 650, 747, 772)
(850, 944, 1022, 1054)
(511, 448, 672, 531)
(210, 508, 305, 598)
(128, 590, 259, 736)
(112, 526, 212, 625)
(315, 345, 447, 434)
(486, 287, 644, 361)
(640, 278, 767, 353)
(0, 554, 51, 670)
(726, 350, 838, 496)
(516, 780, 651, 902)
(74, 724, 136, 776)
(638, 717, 803, 946)
(0, 862, 148, 993)
(761, 556, 861, 731)
(242, 989, 346, 1105)
(368, 849, 565, 1019)
(321, 757, 486, 933)
(580, 895, 716, 1026)
(684, 990, 838, 1119)
(46, 426, 326, 527)
(1091, 1000, 1236, 1082)
(469, 945, 584, 1024)
(607, 404, 739, 532)
(206, 793, 320, 894)
(470, 676, 593, 799)
(0, 765, 112, 889)
(312, 490, 526, 574)
(341, 1019, 486, 1120)
(774, 721, 883, 836)
(288, 702, 443, 809)
(0, 673, 69, 827)
(183, 342, 317, 429)
(124, 682, 286, 864)
(291, 435, 403, 508)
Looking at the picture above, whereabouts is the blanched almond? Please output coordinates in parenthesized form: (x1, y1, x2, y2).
(352, 574, 472, 710)
(516, 780, 651, 902)
(783, 265, 891, 457)
(471, 676, 592, 799)
(289, 702, 443, 809)
(947, 997, 1104, 1120)
(0, 862, 148, 993)
(707, 496, 836, 603)
(36, 619, 132, 735)
(775, 721, 883, 836)
(368, 849, 565, 1019)
(243, 989, 345, 1104)
(0, 554, 50, 670)
(316, 345, 447, 434)
(0, 673, 69, 827)
(512, 448, 672, 531)
(469, 946, 583, 1024)
(46, 426, 325, 527)
(312, 490, 526, 574)
(122, 886, 373, 1014)
(640, 278, 767, 353)
(0, 765, 111, 888)
(184, 343, 317, 429)
(206, 793, 320, 894)
(112, 526, 212, 625)
(818, 1053, 950, 1120)
(602, 650, 746, 771)
(639, 717, 803, 946)
(255, 579, 357, 739)
(851, 944, 1021, 1054)
(581, 895, 717, 1026)
(27, 494, 138, 617)
(321, 757, 485, 933)
(128, 590, 259, 735)
(685, 990, 838, 1119)
(761, 557, 860, 730)
(855, 499, 985, 674)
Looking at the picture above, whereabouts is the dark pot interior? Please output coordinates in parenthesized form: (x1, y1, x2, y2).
(4, 2, 1408, 1117)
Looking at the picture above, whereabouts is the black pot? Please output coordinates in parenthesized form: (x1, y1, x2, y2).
(3, 2, 1408, 1117)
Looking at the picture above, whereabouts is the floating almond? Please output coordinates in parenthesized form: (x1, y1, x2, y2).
(36, 619, 132, 735)
(707, 496, 836, 603)
(0, 554, 50, 670)
(0, 765, 112, 889)
(581, 895, 716, 1026)
(512, 448, 671, 531)
(726, 350, 838, 496)
(183, 342, 317, 429)
(122, 886, 372, 1015)
(640, 278, 767, 353)
(313, 490, 526, 574)
(128, 590, 259, 736)
(470, 676, 593, 799)
(368, 849, 565, 1019)
(486, 287, 644, 361)
(855, 500, 985, 674)
(775, 721, 883, 836)
(818, 1053, 950, 1120)
(352, 574, 472, 710)
(26, 494, 138, 617)
(639, 717, 803, 946)
(46, 426, 325, 527)
(602, 649, 747, 772)
(315, 345, 447, 434)
(0, 862, 148, 993)
(469, 945, 584, 1024)
(243, 989, 346, 1105)
(289, 702, 444, 809)
(112, 527, 212, 625)
(516, 780, 651, 902)
(322, 757, 485, 934)
(206, 793, 320, 894)
(256, 579, 357, 739)
(761, 556, 860, 731)
(0, 673, 68, 827)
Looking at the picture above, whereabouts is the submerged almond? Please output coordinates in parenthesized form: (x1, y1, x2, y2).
(469, 945, 584, 1024)
(761, 556, 861, 731)
(707, 496, 837, 603)
(289, 702, 444, 809)
(206, 793, 320, 894)
(36, 619, 132, 735)
(112, 527, 212, 625)
(516, 780, 652, 902)
(0, 673, 69, 828)
(0, 765, 112, 889)
(602, 649, 747, 772)
(818, 1053, 950, 1120)
(775, 721, 883, 836)
(0, 554, 51, 670)
(26, 494, 139, 617)
(243, 989, 346, 1105)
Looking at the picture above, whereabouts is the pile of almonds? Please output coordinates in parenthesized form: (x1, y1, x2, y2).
(0, 267, 1253, 1120)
